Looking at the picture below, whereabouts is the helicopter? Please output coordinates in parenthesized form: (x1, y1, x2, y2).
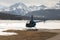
(26, 15, 47, 28)
(26, 15, 36, 27)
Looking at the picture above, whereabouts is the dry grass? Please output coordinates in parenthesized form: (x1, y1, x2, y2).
(0, 30, 58, 40)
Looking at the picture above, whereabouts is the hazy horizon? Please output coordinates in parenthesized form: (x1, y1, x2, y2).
(0, 0, 60, 8)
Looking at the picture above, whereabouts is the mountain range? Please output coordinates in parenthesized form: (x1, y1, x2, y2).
(0, 2, 48, 15)
(26, 9, 60, 20)
(0, 2, 60, 20)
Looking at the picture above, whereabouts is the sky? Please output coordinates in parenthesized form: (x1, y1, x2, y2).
(0, 0, 60, 7)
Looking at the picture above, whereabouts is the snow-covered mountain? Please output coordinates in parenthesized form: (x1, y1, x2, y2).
(28, 6, 40, 12)
(1, 2, 60, 16)
(10, 2, 28, 11)
(0, 2, 48, 16)
(28, 5, 47, 12)
(3, 2, 28, 15)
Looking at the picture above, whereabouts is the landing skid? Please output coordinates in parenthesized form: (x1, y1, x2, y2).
(25, 27, 38, 31)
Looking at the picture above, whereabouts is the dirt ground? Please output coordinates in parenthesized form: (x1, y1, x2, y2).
(0, 29, 58, 40)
